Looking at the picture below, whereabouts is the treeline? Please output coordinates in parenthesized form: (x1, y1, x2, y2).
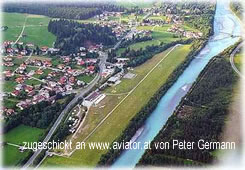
(120, 34, 152, 48)
(138, 43, 240, 166)
(230, 1, 243, 20)
(98, 39, 208, 166)
(184, 14, 215, 37)
(3, 2, 124, 20)
(160, 2, 215, 37)
(4, 94, 75, 133)
(108, 39, 192, 68)
(48, 19, 117, 55)
(160, 2, 215, 15)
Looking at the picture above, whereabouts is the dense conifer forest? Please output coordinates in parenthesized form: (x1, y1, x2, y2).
(48, 19, 117, 55)
(3, 2, 124, 20)
(137, 43, 239, 166)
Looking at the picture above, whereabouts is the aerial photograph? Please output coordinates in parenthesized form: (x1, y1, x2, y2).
(0, 0, 244, 169)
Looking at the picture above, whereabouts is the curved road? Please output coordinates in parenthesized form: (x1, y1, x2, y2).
(22, 53, 104, 169)
(230, 41, 244, 79)
(22, 28, 137, 168)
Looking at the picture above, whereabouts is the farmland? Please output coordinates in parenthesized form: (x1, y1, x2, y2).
(2, 12, 55, 47)
(42, 44, 192, 166)
(3, 125, 45, 166)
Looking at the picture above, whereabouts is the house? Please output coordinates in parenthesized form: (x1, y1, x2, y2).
(17, 100, 31, 110)
(83, 91, 106, 107)
(108, 76, 120, 84)
(57, 64, 65, 70)
(87, 65, 95, 72)
(59, 76, 67, 85)
(4, 70, 13, 78)
(4, 62, 14, 67)
(3, 56, 13, 62)
(26, 43, 34, 47)
(15, 77, 24, 84)
(41, 46, 49, 52)
(77, 60, 85, 66)
(69, 77, 76, 85)
(79, 47, 86, 51)
(36, 69, 43, 75)
(65, 85, 73, 91)
(11, 90, 20, 97)
(77, 80, 85, 86)
(43, 60, 52, 67)
(24, 85, 34, 93)
(15, 84, 23, 90)
(4, 109, 15, 116)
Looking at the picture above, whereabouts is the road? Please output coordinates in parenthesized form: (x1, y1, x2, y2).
(22, 54, 104, 168)
(23, 11, 150, 168)
(229, 41, 244, 79)
(23, 37, 120, 168)
(13, 16, 27, 46)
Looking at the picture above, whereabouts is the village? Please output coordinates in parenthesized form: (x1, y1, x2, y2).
(1, 4, 205, 134)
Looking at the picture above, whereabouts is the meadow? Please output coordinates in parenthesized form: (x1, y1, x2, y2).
(2, 12, 55, 47)
(42, 44, 192, 166)
(3, 125, 45, 166)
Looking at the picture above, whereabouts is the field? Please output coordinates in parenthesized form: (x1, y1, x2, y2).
(117, 0, 156, 8)
(234, 52, 243, 71)
(2, 12, 55, 47)
(117, 24, 185, 56)
(42, 44, 192, 166)
(3, 125, 45, 166)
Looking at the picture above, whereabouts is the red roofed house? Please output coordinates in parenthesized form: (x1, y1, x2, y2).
(15, 77, 24, 84)
(11, 90, 20, 97)
(25, 85, 34, 93)
(87, 65, 95, 72)
(59, 76, 67, 85)
(36, 69, 43, 75)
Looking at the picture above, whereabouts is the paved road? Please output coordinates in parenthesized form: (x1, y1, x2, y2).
(22, 52, 106, 169)
(229, 41, 244, 79)
(23, 12, 151, 168)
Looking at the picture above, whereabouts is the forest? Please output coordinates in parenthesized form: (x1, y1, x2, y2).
(230, 1, 243, 19)
(48, 19, 117, 55)
(98, 39, 207, 166)
(3, 2, 124, 20)
(4, 94, 75, 133)
(161, 2, 216, 37)
(137, 43, 240, 166)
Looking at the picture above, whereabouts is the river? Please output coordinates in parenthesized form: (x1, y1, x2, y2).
(111, 0, 241, 168)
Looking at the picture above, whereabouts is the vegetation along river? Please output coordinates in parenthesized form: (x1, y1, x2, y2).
(111, 0, 241, 168)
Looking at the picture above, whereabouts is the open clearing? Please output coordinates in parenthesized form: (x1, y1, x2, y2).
(2, 12, 55, 47)
(3, 125, 45, 166)
(42, 44, 192, 166)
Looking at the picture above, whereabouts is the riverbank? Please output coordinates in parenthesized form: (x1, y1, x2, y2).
(98, 39, 208, 166)
(138, 41, 241, 166)
(41, 43, 194, 167)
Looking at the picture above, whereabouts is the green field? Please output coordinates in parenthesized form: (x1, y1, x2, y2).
(117, 0, 155, 8)
(234, 52, 243, 71)
(117, 25, 183, 56)
(3, 125, 45, 166)
(2, 12, 55, 47)
(42, 44, 192, 166)
(77, 74, 95, 83)
(4, 78, 17, 92)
